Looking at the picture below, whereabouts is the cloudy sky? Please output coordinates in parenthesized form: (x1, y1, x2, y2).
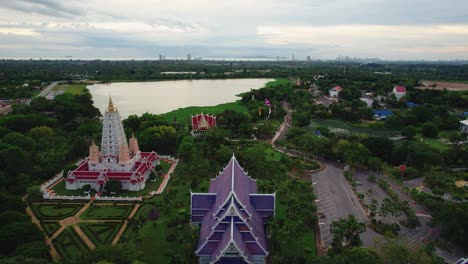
(0, 0, 467, 60)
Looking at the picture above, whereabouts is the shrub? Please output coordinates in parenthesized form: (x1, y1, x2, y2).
(148, 208, 160, 221)
(421, 123, 438, 138)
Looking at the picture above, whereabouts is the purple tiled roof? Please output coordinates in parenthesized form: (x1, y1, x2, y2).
(192, 155, 275, 263)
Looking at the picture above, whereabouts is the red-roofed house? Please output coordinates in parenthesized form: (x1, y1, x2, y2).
(66, 97, 159, 192)
(329, 86, 343, 97)
(0, 104, 12, 116)
(392, 86, 407, 100)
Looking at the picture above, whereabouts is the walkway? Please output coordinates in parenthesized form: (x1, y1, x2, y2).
(27, 200, 141, 261)
(37, 81, 60, 98)
(25, 205, 61, 261)
(112, 204, 140, 245)
(270, 101, 292, 145)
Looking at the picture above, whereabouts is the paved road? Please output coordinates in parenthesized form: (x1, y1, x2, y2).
(38, 81, 60, 98)
(355, 170, 404, 224)
(312, 162, 380, 249)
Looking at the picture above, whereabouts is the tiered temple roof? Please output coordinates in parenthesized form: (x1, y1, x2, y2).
(66, 97, 158, 191)
(191, 155, 275, 264)
(192, 113, 216, 131)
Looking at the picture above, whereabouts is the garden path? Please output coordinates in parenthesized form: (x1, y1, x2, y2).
(73, 225, 96, 249)
(25, 205, 61, 261)
(27, 200, 142, 260)
(111, 203, 141, 245)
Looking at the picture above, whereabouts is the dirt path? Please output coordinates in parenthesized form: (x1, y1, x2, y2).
(111, 203, 140, 245)
(27, 197, 142, 260)
(25, 206, 61, 261)
(73, 225, 95, 249)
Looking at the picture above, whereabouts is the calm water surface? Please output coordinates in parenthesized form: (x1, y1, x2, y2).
(88, 79, 273, 118)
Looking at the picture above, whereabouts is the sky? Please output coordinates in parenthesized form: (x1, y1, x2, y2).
(0, 0, 467, 60)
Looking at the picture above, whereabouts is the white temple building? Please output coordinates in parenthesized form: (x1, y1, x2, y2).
(66, 97, 159, 192)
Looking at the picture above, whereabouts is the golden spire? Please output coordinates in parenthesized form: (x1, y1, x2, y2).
(108, 96, 116, 112)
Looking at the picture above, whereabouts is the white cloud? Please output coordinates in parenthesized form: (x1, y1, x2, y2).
(257, 24, 468, 59)
(0, 27, 40, 36)
(0, 0, 468, 59)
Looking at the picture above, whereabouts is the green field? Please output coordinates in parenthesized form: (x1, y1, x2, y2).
(64, 84, 87, 95)
(78, 222, 123, 247)
(416, 137, 452, 152)
(159, 160, 172, 173)
(51, 180, 87, 196)
(309, 119, 400, 137)
(53, 227, 89, 258)
(162, 101, 248, 123)
(31, 203, 83, 220)
(121, 178, 196, 263)
(265, 78, 291, 88)
(41, 221, 61, 236)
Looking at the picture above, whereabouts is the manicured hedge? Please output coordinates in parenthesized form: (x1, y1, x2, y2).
(80, 205, 133, 220)
(53, 227, 89, 258)
(31, 203, 83, 220)
(78, 222, 123, 247)
(41, 221, 61, 236)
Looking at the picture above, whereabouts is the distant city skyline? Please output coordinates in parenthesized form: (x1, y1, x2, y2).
(0, 0, 467, 60)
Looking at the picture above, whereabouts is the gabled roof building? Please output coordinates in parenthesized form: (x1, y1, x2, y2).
(329, 85, 343, 97)
(191, 113, 216, 136)
(392, 86, 407, 100)
(191, 155, 275, 264)
(66, 97, 159, 192)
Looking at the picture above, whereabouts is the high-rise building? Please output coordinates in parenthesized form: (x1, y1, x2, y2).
(187, 53, 191, 61)
(159, 54, 163, 61)
(307, 56, 311, 61)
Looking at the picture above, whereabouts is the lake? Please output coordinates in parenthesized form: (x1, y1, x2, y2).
(88, 78, 273, 118)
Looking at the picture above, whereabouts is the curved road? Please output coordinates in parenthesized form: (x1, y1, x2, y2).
(269, 101, 456, 260)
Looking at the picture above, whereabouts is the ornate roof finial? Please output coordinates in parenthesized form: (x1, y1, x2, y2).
(108, 96, 116, 112)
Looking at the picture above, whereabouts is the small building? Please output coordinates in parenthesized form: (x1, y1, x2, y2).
(191, 113, 216, 136)
(66, 97, 159, 192)
(360, 97, 374, 108)
(191, 155, 275, 264)
(392, 86, 406, 100)
(373, 109, 393, 120)
(460, 120, 468, 133)
(0, 104, 12, 115)
(329, 86, 343, 97)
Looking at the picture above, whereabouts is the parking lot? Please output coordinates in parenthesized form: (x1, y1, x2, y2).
(311, 162, 373, 248)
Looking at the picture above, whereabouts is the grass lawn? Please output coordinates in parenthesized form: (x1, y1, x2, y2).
(41, 221, 61, 236)
(139, 214, 173, 263)
(81, 204, 133, 220)
(416, 137, 452, 152)
(51, 179, 88, 196)
(122, 177, 197, 263)
(53, 227, 89, 258)
(309, 119, 400, 137)
(162, 101, 248, 123)
(78, 222, 123, 247)
(265, 78, 291, 88)
(64, 84, 87, 95)
(159, 160, 172, 173)
(31, 203, 83, 220)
